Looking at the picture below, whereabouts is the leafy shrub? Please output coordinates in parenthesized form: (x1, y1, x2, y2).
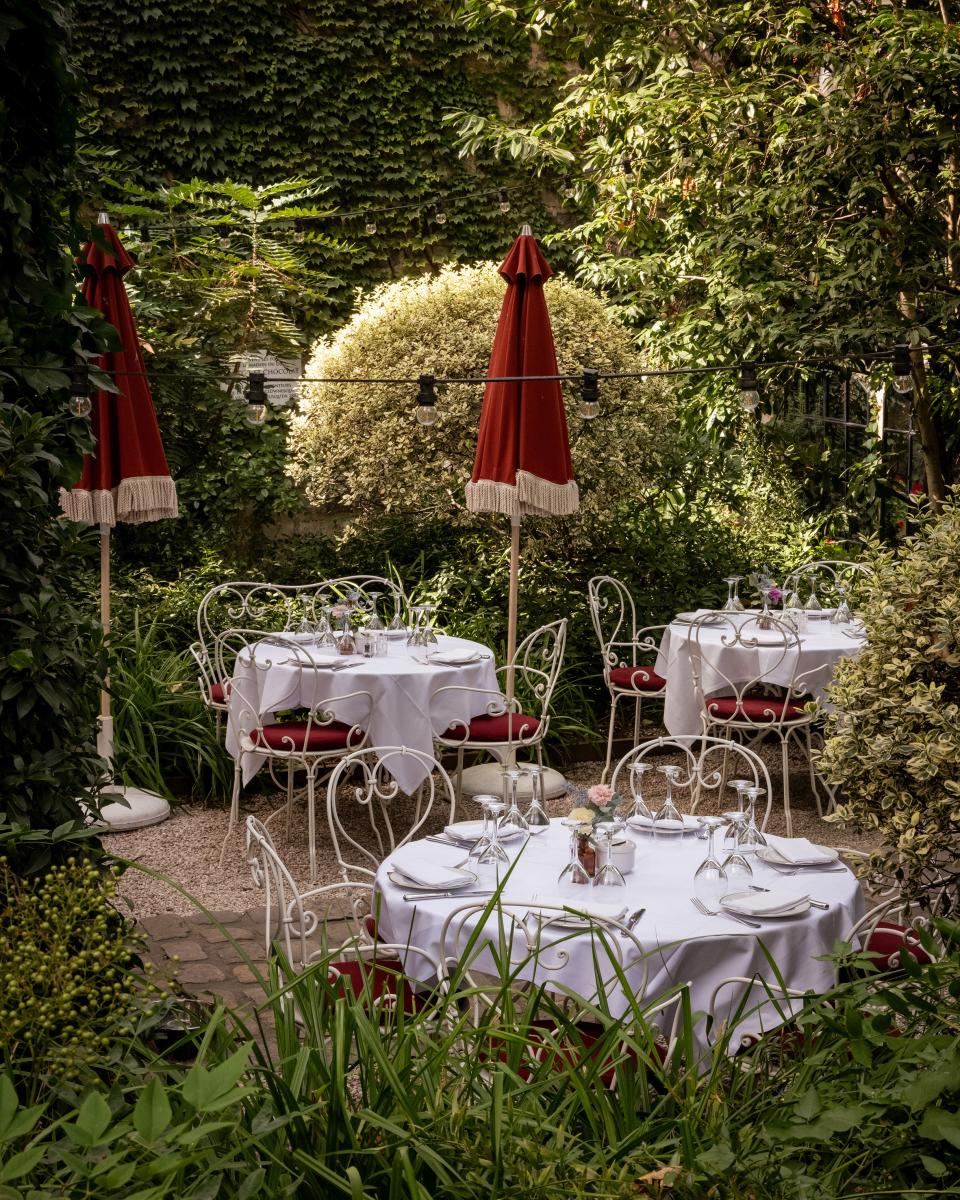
(0, 854, 145, 1095)
(819, 501, 960, 907)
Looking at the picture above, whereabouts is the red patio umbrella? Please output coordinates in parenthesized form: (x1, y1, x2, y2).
(466, 226, 578, 699)
(60, 214, 178, 826)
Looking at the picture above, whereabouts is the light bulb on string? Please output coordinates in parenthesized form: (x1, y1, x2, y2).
(139, 223, 152, 248)
(69, 365, 92, 418)
(293, 219, 305, 244)
(498, 188, 511, 214)
(434, 200, 447, 227)
(218, 231, 231, 250)
(892, 343, 914, 394)
(580, 367, 600, 419)
(739, 362, 760, 413)
(416, 373, 438, 426)
(246, 372, 268, 426)
(621, 155, 634, 175)
(364, 211, 377, 235)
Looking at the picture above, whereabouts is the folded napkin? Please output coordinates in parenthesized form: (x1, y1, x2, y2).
(628, 813, 700, 833)
(389, 842, 467, 888)
(721, 889, 808, 917)
(429, 650, 483, 666)
(528, 896, 628, 923)
(673, 610, 722, 625)
(763, 837, 836, 866)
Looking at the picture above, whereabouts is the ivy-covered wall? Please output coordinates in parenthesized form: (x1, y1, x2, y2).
(71, 0, 569, 328)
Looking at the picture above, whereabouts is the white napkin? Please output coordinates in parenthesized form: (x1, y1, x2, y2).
(722, 889, 809, 917)
(673, 610, 722, 625)
(763, 838, 836, 865)
(389, 842, 467, 888)
(528, 896, 628, 923)
(627, 813, 700, 833)
(429, 650, 482, 666)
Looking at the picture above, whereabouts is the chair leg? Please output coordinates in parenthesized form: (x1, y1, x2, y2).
(601, 693, 619, 784)
(285, 760, 294, 840)
(804, 726, 834, 817)
(633, 695, 642, 746)
(219, 759, 243, 868)
(780, 733, 792, 838)
(306, 763, 317, 883)
(455, 747, 465, 808)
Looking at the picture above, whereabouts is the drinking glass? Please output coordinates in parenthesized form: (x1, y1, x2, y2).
(523, 765, 551, 834)
(722, 779, 751, 852)
(653, 764, 684, 840)
(407, 605, 426, 647)
(477, 800, 510, 874)
(629, 761, 653, 821)
(693, 816, 728, 906)
(500, 768, 529, 837)
(468, 794, 498, 862)
(557, 819, 592, 888)
(316, 598, 337, 649)
(739, 786, 767, 854)
(805, 581, 822, 615)
(388, 597, 406, 632)
(722, 576, 745, 612)
(366, 591, 385, 631)
(830, 583, 851, 625)
(593, 822, 626, 888)
(419, 604, 440, 646)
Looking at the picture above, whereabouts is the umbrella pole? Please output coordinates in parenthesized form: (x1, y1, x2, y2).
(97, 522, 114, 768)
(506, 514, 520, 706)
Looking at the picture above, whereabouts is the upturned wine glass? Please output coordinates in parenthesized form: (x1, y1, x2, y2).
(739, 786, 768, 854)
(722, 779, 751, 853)
(593, 822, 626, 888)
(694, 816, 728, 905)
(629, 761, 653, 821)
(523, 765, 551, 834)
(557, 818, 592, 889)
(830, 582, 851, 625)
(477, 799, 510, 875)
(366, 590, 385, 631)
(653, 764, 684, 840)
(722, 576, 745, 612)
(468, 794, 498, 861)
(500, 768, 529, 836)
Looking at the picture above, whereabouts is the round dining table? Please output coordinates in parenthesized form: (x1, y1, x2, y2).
(224, 633, 499, 794)
(654, 609, 865, 737)
(375, 819, 865, 1056)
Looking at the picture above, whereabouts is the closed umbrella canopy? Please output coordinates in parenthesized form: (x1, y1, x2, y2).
(60, 221, 178, 525)
(466, 229, 578, 519)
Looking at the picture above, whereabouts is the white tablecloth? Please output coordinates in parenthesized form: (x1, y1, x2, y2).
(225, 634, 499, 793)
(654, 613, 863, 736)
(375, 820, 864, 1054)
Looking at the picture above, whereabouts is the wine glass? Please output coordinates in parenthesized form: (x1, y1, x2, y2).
(388, 593, 406, 633)
(557, 818, 592, 888)
(419, 603, 439, 646)
(830, 582, 851, 625)
(500, 768, 529, 837)
(593, 822, 626, 888)
(805, 578, 822, 615)
(477, 800, 510, 876)
(629, 761, 653, 821)
(467, 794, 498, 862)
(693, 816, 728, 905)
(739, 786, 768, 855)
(722, 576, 745, 613)
(315, 597, 337, 649)
(722, 779, 751, 853)
(366, 591, 385, 631)
(523, 765, 551, 834)
(653, 764, 684, 840)
(407, 605, 426, 647)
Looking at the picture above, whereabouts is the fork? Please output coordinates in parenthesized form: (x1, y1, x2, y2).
(691, 897, 762, 929)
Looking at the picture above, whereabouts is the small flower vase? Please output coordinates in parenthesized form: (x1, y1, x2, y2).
(338, 614, 356, 655)
(576, 833, 596, 881)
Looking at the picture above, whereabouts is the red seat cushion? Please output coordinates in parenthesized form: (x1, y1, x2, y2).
(330, 957, 432, 1014)
(252, 720, 365, 752)
(864, 923, 933, 972)
(209, 681, 230, 704)
(441, 712, 541, 743)
(486, 1019, 667, 1086)
(706, 695, 807, 723)
(609, 665, 666, 692)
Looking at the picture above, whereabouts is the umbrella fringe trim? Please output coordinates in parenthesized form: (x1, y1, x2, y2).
(59, 476, 179, 526)
(466, 472, 579, 518)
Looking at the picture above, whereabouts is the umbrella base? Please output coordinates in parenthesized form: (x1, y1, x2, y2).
(94, 785, 170, 833)
(459, 762, 567, 802)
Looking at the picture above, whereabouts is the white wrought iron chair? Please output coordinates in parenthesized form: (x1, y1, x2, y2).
(706, 973, 815, 1055)
(217, 629, 373, 879)
(189, 640, 229, 733)
(439, 898, 684, 1082)
(588, 576, 667, 783)
(245, 815, 440, 1017)
(687, 613, 831, 836)
(782, 559, 873, 611)
(430, 618, 568, 804)
(610, 734, 775, 831)
(840, 894, 942, 981)
(325, 746, 458, 887)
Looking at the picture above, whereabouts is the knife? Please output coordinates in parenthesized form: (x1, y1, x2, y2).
(401, 889, 495, 901)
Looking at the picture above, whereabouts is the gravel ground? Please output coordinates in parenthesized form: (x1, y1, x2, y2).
(114, 740, 880, 919)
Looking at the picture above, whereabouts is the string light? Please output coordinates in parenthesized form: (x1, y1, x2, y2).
(434, 200, 447, 226)
(580, 367, 600, 418)
(364, 211, 377, 235)
(739, 361, 760, 412)
(245, 372, 267, 426)
(218, 232, 231, 250)
(893, 343, 914, 394)
(293, 219, 305, 244)
(69, 365, 92, 418)
(416, 374, 438, 426)
(498, 188, 511, 213)
(139, 223, 151, 247)
(621, 156, 634, 175)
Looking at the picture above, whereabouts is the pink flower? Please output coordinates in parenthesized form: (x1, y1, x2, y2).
(768, 586, 783, 603)
(587, 784, 613, 806)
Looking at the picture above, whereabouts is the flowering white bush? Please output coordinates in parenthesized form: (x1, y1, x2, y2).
(287, 263, 673, 539)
